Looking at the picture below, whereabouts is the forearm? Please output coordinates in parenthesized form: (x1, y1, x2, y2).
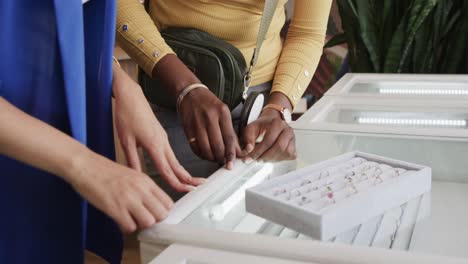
(270, 0, 332, 108)
(116, 0, 174, 76)
(0, 97, 94, 184)
(151, 54, 201, 101)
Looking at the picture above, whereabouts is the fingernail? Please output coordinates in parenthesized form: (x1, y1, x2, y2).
(226, 161, 233, 170)
(242, 149, 249, 157)
(246, 144, 254, 153)
(198, 178, 207, 184)
(187, 185, 196, 191)
(161, 210, 169, 220)
(244, 157, 253, 164)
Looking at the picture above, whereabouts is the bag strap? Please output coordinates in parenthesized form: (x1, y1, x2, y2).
(143, 0, 279, 98)
(243, 0, 279, 100)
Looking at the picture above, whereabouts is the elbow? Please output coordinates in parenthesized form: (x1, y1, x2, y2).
(286, 26, 327, 48)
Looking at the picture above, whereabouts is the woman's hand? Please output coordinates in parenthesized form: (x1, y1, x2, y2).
(0, 97, 172, 233)
(112, 64, 205, 192)
(152, 54, 242, 170)
(70, 152, 173, 233)
(241, 92, 296, 162)
(178, 88, 242, 169)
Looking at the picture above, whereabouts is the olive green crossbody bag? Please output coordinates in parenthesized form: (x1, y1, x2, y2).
(139, 0, 279, 112)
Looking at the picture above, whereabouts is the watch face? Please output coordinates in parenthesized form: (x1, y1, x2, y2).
(283, 108, 292, 123)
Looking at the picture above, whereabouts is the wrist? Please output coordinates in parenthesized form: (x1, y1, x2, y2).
(177, 84, 209, 113)
(266, 92, 293, 112)
(112, 64, 126, 98)
(152, 54, 201, 100)
(261, 107, 282, 119)
(262, 103, 293, 123)
(112, 65, 144, 100)
(64, 145, 96, 186)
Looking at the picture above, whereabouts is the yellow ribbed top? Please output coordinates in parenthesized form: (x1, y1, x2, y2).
(116, 0, 331, 107)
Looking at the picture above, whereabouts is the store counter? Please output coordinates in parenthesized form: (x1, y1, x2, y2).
(141, 74, 468, 264)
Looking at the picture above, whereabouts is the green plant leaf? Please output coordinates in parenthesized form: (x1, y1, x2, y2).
(440, 1, 468, 72)
(347, 0, 358, 17)
(397, 0, 438, 72)
(441, 11, 460, 38)
(336, 0, 466, 74)
(355, 0, 381, 72)
(383, 16, 407, 72)
(324, 33, 347, 48)
(337, 0, 374, 72)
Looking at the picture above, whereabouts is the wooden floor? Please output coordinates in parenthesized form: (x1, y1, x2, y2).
(85, 234, 141, 264)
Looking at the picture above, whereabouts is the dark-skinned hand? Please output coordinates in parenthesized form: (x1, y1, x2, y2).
(179, 88, 242, 169)
(242, 93, 297, 162)
(153, 54, 242, 170)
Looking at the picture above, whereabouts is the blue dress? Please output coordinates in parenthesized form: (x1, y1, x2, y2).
(0, 0, 122, 263)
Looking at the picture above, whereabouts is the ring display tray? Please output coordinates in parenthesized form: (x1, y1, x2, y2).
(245, 152, 432, 240)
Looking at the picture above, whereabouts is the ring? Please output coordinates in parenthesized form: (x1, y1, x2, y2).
(291, 189, 301, 197)
(273, 188, 287, 196)
(319, 170, 330, 179)
(300, 179, 312, 186)
(299, 196, 311, 206)
(188, 137, 197, 143)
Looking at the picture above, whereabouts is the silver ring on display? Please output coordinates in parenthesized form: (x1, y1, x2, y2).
(319, 170, 330, 179)
(273, 188, 287, 196)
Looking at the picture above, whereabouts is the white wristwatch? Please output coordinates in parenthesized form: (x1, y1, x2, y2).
(263, 104, 292, 124)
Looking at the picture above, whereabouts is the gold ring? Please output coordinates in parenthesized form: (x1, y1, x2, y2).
(188, 137, 197, 143)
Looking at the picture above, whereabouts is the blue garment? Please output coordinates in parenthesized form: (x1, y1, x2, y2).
(0, 0, 122, 263)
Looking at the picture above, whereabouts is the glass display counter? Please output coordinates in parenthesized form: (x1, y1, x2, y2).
(140, 75, 468, 264)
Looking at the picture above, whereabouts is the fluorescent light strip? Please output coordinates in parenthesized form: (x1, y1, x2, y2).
(379, 88, 468, 95)
(209, 163, 274, 221)
(357, 117, 467, 127)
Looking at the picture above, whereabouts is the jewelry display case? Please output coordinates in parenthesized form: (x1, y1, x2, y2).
(325, 74, 468, 100)
(292, 96, 468, 182)
(140, 75, 468, 264)
(139, 130, 468, 263)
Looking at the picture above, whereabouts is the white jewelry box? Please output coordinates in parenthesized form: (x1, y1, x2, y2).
(245, 151, 432, 240)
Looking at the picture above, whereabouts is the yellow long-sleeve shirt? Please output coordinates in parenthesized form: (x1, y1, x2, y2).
(116, 0, 331, 107)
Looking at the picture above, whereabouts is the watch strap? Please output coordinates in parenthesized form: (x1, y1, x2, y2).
(263, 104, 285, 113)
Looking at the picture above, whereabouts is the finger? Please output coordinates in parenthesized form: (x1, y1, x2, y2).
(122, 137, 142, 172)
(259, 128, 294, 161)
(115, 211, 137, 234)
(166, 148, 206, 186)
(242, 123, 261, 155)
(141, 174, 174, 209)
(148, 148, 196, 192)
(248, 120, 284, 160)
(183, 120, 201, 157)
(194, 117, 215, 161)
(151, 183, 174, 210)
(129, 202, 155, 229)
(285, 137, 297, 160)
(219, 110, 239, 170)
(143, 196, 169, 222)
(235, 144, 244, 158)
(206, 115, 225, 164)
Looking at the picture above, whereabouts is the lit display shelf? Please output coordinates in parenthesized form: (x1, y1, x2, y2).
(325, 73, 468, 100)
(293, 96, 468, 139)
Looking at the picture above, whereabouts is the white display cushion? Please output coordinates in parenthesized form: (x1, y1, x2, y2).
(245, 151, 432, 240)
